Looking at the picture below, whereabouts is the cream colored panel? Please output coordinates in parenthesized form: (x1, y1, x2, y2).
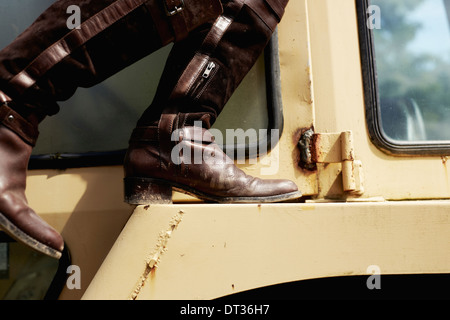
(83, 202, 450, 300)
(25, 166, 134, 300)
(308, 0, 450, 200)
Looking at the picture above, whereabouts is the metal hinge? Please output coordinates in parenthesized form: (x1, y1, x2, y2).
(299, 129, 364, 196)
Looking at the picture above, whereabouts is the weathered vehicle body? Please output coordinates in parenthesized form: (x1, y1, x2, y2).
(1, 0, 450, 300)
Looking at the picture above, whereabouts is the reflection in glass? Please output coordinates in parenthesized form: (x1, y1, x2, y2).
(0, 237, 59, 300)
(372, 0, 450, 142)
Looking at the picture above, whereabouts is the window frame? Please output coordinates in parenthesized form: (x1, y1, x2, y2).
(356, 0, 450, 156)
(29, 32, 284, 170)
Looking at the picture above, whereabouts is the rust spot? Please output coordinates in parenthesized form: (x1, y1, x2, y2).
(310, 133, 320, 164)
(130, 210, 185, 300)
(150, 267, 156, 280)
(294, 126, 317, 172)
(292, 127, 309, 145)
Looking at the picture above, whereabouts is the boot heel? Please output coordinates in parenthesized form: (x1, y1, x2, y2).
(124, 177, 173, 205)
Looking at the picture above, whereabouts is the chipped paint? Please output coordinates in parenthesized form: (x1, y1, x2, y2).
(130, 210, 185, 300)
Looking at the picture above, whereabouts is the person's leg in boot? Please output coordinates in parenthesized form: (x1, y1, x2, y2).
(0, 0, 222, 258)
(125, 0, 302, 204)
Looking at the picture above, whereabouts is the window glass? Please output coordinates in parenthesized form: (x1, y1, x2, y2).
(371, 0, 450, 143)
(0, 237, 60, 300)
(0, 0, 270, 159)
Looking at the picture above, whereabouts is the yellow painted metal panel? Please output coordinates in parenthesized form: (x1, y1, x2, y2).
(82, 202, 450, 300)
(25, 166, 134, 300)
(308, 0, 450, 200)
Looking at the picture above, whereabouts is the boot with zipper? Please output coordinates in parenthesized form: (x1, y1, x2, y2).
(0, 0, 223, 258)
(124, 0, 302, 204)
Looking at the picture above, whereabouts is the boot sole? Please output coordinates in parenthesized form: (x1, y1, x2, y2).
(0, 212, 62, 259)
(124, 177, 303, 205)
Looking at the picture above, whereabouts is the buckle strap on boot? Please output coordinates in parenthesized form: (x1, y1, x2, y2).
(164, 0, 185, 16)
(164, 0, 188, 41)
(145, 0, 223, 46)
(158, 113, 179, 164)
(146, 0, 188, 43)
(0, 92, 39, 146)
(9, 0, 152, 95)
(9, 0, 223, 95)
(130, 124, 215, 146)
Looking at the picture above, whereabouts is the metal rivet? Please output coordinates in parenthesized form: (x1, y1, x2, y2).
(7, 115, 14, 121)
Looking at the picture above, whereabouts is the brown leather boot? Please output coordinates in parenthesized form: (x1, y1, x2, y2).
(0, 0, 223, 258)
(0, 92, 63, 258)
(125, 120, 301, 204)
(124, 0, 301, 204)
(0, 0, 222, 114)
